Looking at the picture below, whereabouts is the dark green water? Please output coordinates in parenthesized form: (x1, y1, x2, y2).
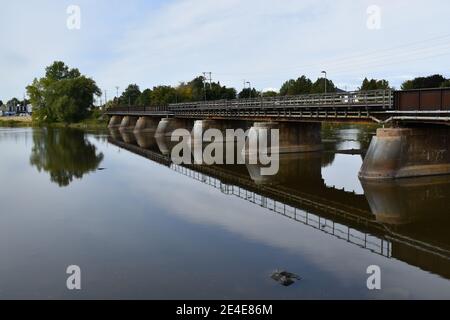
(0, 126, 449, 299)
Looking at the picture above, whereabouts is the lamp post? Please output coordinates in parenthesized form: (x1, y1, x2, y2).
(321, 71, 327, 94)
(246, 81, 251, 99)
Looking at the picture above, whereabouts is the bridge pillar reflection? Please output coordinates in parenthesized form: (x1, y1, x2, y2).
(119, 116, 138, 130)
(362, 176, 450, 225)
(108, 128, 123, 142)
(108, 115, 123, 128)
(247, 122, 322, 154)
(134, 131, 158, 150)
(119, 129, 137, 144)
(360, 126, 450, 180)
(247, 152, 323, 186)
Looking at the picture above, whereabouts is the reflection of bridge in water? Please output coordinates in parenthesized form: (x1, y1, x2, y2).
(108, 128, 450, 280)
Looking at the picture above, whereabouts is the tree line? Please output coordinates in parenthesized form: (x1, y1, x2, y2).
(3, 60, 448, 124)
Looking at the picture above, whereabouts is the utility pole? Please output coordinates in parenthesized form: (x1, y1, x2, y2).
(321, 71, 327, 94)
(246, 81, 251, 99)
(202, 72, 212, 101)
(115, 86, 119, 99)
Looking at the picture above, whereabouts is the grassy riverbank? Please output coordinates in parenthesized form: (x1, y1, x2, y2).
(0, 116, 34, 127)
(0, 115, 108, 129)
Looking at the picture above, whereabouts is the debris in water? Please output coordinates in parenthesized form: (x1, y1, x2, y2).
(271, 270, 301, 287)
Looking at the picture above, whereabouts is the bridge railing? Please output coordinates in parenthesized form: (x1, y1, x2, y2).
(168, 89, 394, 111)
(106, 105, 169, 113)
(105, 89, 394, 114)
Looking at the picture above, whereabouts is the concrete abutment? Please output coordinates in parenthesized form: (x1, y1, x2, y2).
(360, 126, 450, 180)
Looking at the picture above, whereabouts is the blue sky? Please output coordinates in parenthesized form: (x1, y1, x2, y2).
(1, 0, 450, 101)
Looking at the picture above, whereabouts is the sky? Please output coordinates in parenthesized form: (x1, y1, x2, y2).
(1, 0, 450, 101)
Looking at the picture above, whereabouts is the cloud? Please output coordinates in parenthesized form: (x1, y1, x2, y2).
(1, 0, 450, 100)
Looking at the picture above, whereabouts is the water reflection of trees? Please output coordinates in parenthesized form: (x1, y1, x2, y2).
(30, 128, 104, 187)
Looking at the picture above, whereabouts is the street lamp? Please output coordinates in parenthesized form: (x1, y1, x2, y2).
(321, 71, 327, 94)
(246, 81, 251, 99)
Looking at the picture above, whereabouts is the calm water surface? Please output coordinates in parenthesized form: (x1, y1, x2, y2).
(0, 125, 449, 299)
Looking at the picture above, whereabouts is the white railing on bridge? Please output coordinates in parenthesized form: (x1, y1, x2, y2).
(168, 89, 394, 111)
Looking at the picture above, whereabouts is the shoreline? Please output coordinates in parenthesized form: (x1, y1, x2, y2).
(0, 116, 107, 130)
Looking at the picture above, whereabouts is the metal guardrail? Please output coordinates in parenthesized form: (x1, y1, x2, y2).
(105, 90, 394, 115)
(106, 105, 169, 113)
(168, 89, 393, 111)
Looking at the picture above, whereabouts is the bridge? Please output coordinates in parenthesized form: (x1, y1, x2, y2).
(107, 130, 450, 280)
(105, 87, 450, 180)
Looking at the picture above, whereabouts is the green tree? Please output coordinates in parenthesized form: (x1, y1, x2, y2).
(26, 61, 100, 123)
(45, 61, 81, 81)
(262, 91, 278, 98)
(176, 76, 236, 102)
(208, 82, 237, 100)
(360, 78, 390, 91)
(311, 78, 336, 94)
(441, 80, 450, 88)
(120, 84, 141, 106)
(238, 88, 260, 99)
(401, 74, 447, 90)
(137, 88, 153, 106)
(280, 76, 312, 95)
(151, 85, 178, 106)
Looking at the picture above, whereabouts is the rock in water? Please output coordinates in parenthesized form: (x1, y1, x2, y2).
(271, 270, 301, 287)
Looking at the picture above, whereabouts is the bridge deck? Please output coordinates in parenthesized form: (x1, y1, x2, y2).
(105, 88, 450, 124)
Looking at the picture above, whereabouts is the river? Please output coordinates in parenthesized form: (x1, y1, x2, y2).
(0, 125, 449, 299)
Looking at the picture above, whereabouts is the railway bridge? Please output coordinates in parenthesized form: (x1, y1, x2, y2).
(105, 87, 450, 179)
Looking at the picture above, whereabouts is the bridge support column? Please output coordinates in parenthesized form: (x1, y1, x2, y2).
(247, 122, 322, 154)
(134, 116, 160, 132)
(359, 126, 450, 180)
(119, 116, 138, 130)
(108, 116, 123, 128)
(192, 120, 248, 142)
(155, 118, 193, 137)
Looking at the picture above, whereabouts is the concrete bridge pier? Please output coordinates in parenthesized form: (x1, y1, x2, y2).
(153, 118, 193, 155)
(192, 120, 249, 142)
(246, 122, 322, 155)
(119, 116, 138, 130)
(134, 116, 160, 133)
(359, 126, 450, 180)
(155, 118, 193, 137)
(108, 115, 123, 128)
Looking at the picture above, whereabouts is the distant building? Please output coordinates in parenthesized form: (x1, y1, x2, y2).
(4, 102, 29, 114)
